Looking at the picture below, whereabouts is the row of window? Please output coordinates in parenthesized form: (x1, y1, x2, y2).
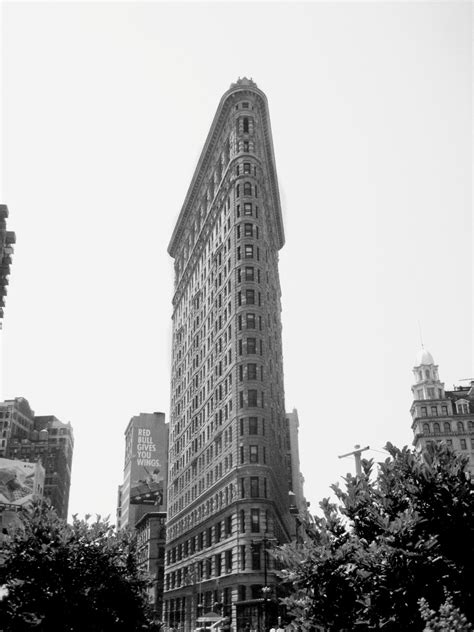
(236, 223, 259, 239)
(422, 420, 474, 434)
(237, 244, 260, 260)
(239, 390, 265, 409)
(236, 203, 258, 218)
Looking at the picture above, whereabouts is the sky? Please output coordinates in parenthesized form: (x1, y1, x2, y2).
(0, 1, 472, 523)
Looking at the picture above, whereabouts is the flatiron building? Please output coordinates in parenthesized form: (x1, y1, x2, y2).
(164, 78, 294, 632)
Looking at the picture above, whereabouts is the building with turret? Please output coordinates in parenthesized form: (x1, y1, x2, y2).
(164, 78, 298, 632)
(410, 349, 474, 475)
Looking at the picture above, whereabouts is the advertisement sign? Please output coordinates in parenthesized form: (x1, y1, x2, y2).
(0, 457, 45, 508)
(129, 423, 167, 509)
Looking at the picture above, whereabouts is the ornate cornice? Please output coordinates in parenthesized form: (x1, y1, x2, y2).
(168, 80, 284, 258)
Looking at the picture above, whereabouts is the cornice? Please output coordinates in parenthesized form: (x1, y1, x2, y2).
(168, 81, 284, 258)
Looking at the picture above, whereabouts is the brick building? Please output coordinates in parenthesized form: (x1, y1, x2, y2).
(0, 398, 74, 519)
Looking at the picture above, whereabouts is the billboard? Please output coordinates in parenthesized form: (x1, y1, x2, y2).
(0, 457, 45, 509)
(128, 416, 168, 510)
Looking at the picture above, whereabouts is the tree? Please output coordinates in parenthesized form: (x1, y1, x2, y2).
(275, 443, 474, 631)
(0, 501, 155, 631)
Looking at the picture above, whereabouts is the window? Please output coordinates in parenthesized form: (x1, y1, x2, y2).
(251, 543, 261, 570)
(416, 389, 423, 399)
(240, 510, 245, 532)
(423, 423, 430, 434)
(242, 102, 249, 109)
(248, 389, 258, 407)
(243, 117, 249, 133)
(247, 363, 257, 380)
(245, 266, 254, 281)
(442, 405, 448, 415)
(247, 338, 256, 354)
(250, 477, 259, 497)
(246, 289, 255, 304)
(456, 401, 469, 415)
(433, 422, 440, 433)
(240, 547, 246, 570)
(236, 184, 240, 198)
(460, 438, 467, 450)
(244, 203, 253, 215)
(225, 549, 232, 572)
(244, 162, 251, 173)
(443, 422, 451, 432)
(243, 141, 249, 152)
(249, 446, 258, 463)
(245, 245, 254, 258)
(447, 439, 453, 447)
(421, 407, 427, 417)
(457, 421, 465, 432)
(244, 182, 252, 196)
(250, 508, 260, 532)
(427, 387, 435, 398)
(249, 417, 258, 434)
(244, 223, 253, 236)
(215, 553, 221, 576)
(431, 406, 438, 416)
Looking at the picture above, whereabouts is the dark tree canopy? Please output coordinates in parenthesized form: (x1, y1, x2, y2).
(0, 502, 155, 631)
(275, 443, 474, 631)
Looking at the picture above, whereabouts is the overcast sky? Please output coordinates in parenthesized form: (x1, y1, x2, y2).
(1, 1, 472, 522)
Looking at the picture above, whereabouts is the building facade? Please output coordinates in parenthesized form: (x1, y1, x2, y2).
(410, 349, 474, 474)
(164, 78, 295, 632)
(118, 411, 168, 531)
(0, 204, 15, 326)
(136, 511, 167, 618)
(0, 398, 73, 519)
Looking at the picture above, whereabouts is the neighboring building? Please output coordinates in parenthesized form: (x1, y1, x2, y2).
(118, 411, 168, 530)
(117, 411, 168, 616)
(0, 204, 15, 326)
(0, 398, 74, 519)
(164, 78, 296, 632)
(410, 348, 474, 475)
(136, 511, 167, 617)
(285, 409, 310, 541)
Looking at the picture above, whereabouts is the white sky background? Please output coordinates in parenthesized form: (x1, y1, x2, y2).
(1, 1, 472, 522)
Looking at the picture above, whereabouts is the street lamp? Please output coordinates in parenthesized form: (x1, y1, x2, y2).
(261, 585, 271, 632)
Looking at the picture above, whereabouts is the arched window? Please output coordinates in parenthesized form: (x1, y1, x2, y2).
(433, 422, 440, 433)
(443, 422, 451, 432)
(425, 370, 430, 379)
(244, 182, 252, 196)
(423, 423, 430, 434)
(457, 421, 465, 432)
(469, 421, 474, 431)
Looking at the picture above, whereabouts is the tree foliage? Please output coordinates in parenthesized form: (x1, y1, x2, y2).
(0, 501, 154, 631)
(275, 443, 474, 631)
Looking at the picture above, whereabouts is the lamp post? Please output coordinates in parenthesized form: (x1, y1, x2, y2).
(261, 533, 277, 632)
